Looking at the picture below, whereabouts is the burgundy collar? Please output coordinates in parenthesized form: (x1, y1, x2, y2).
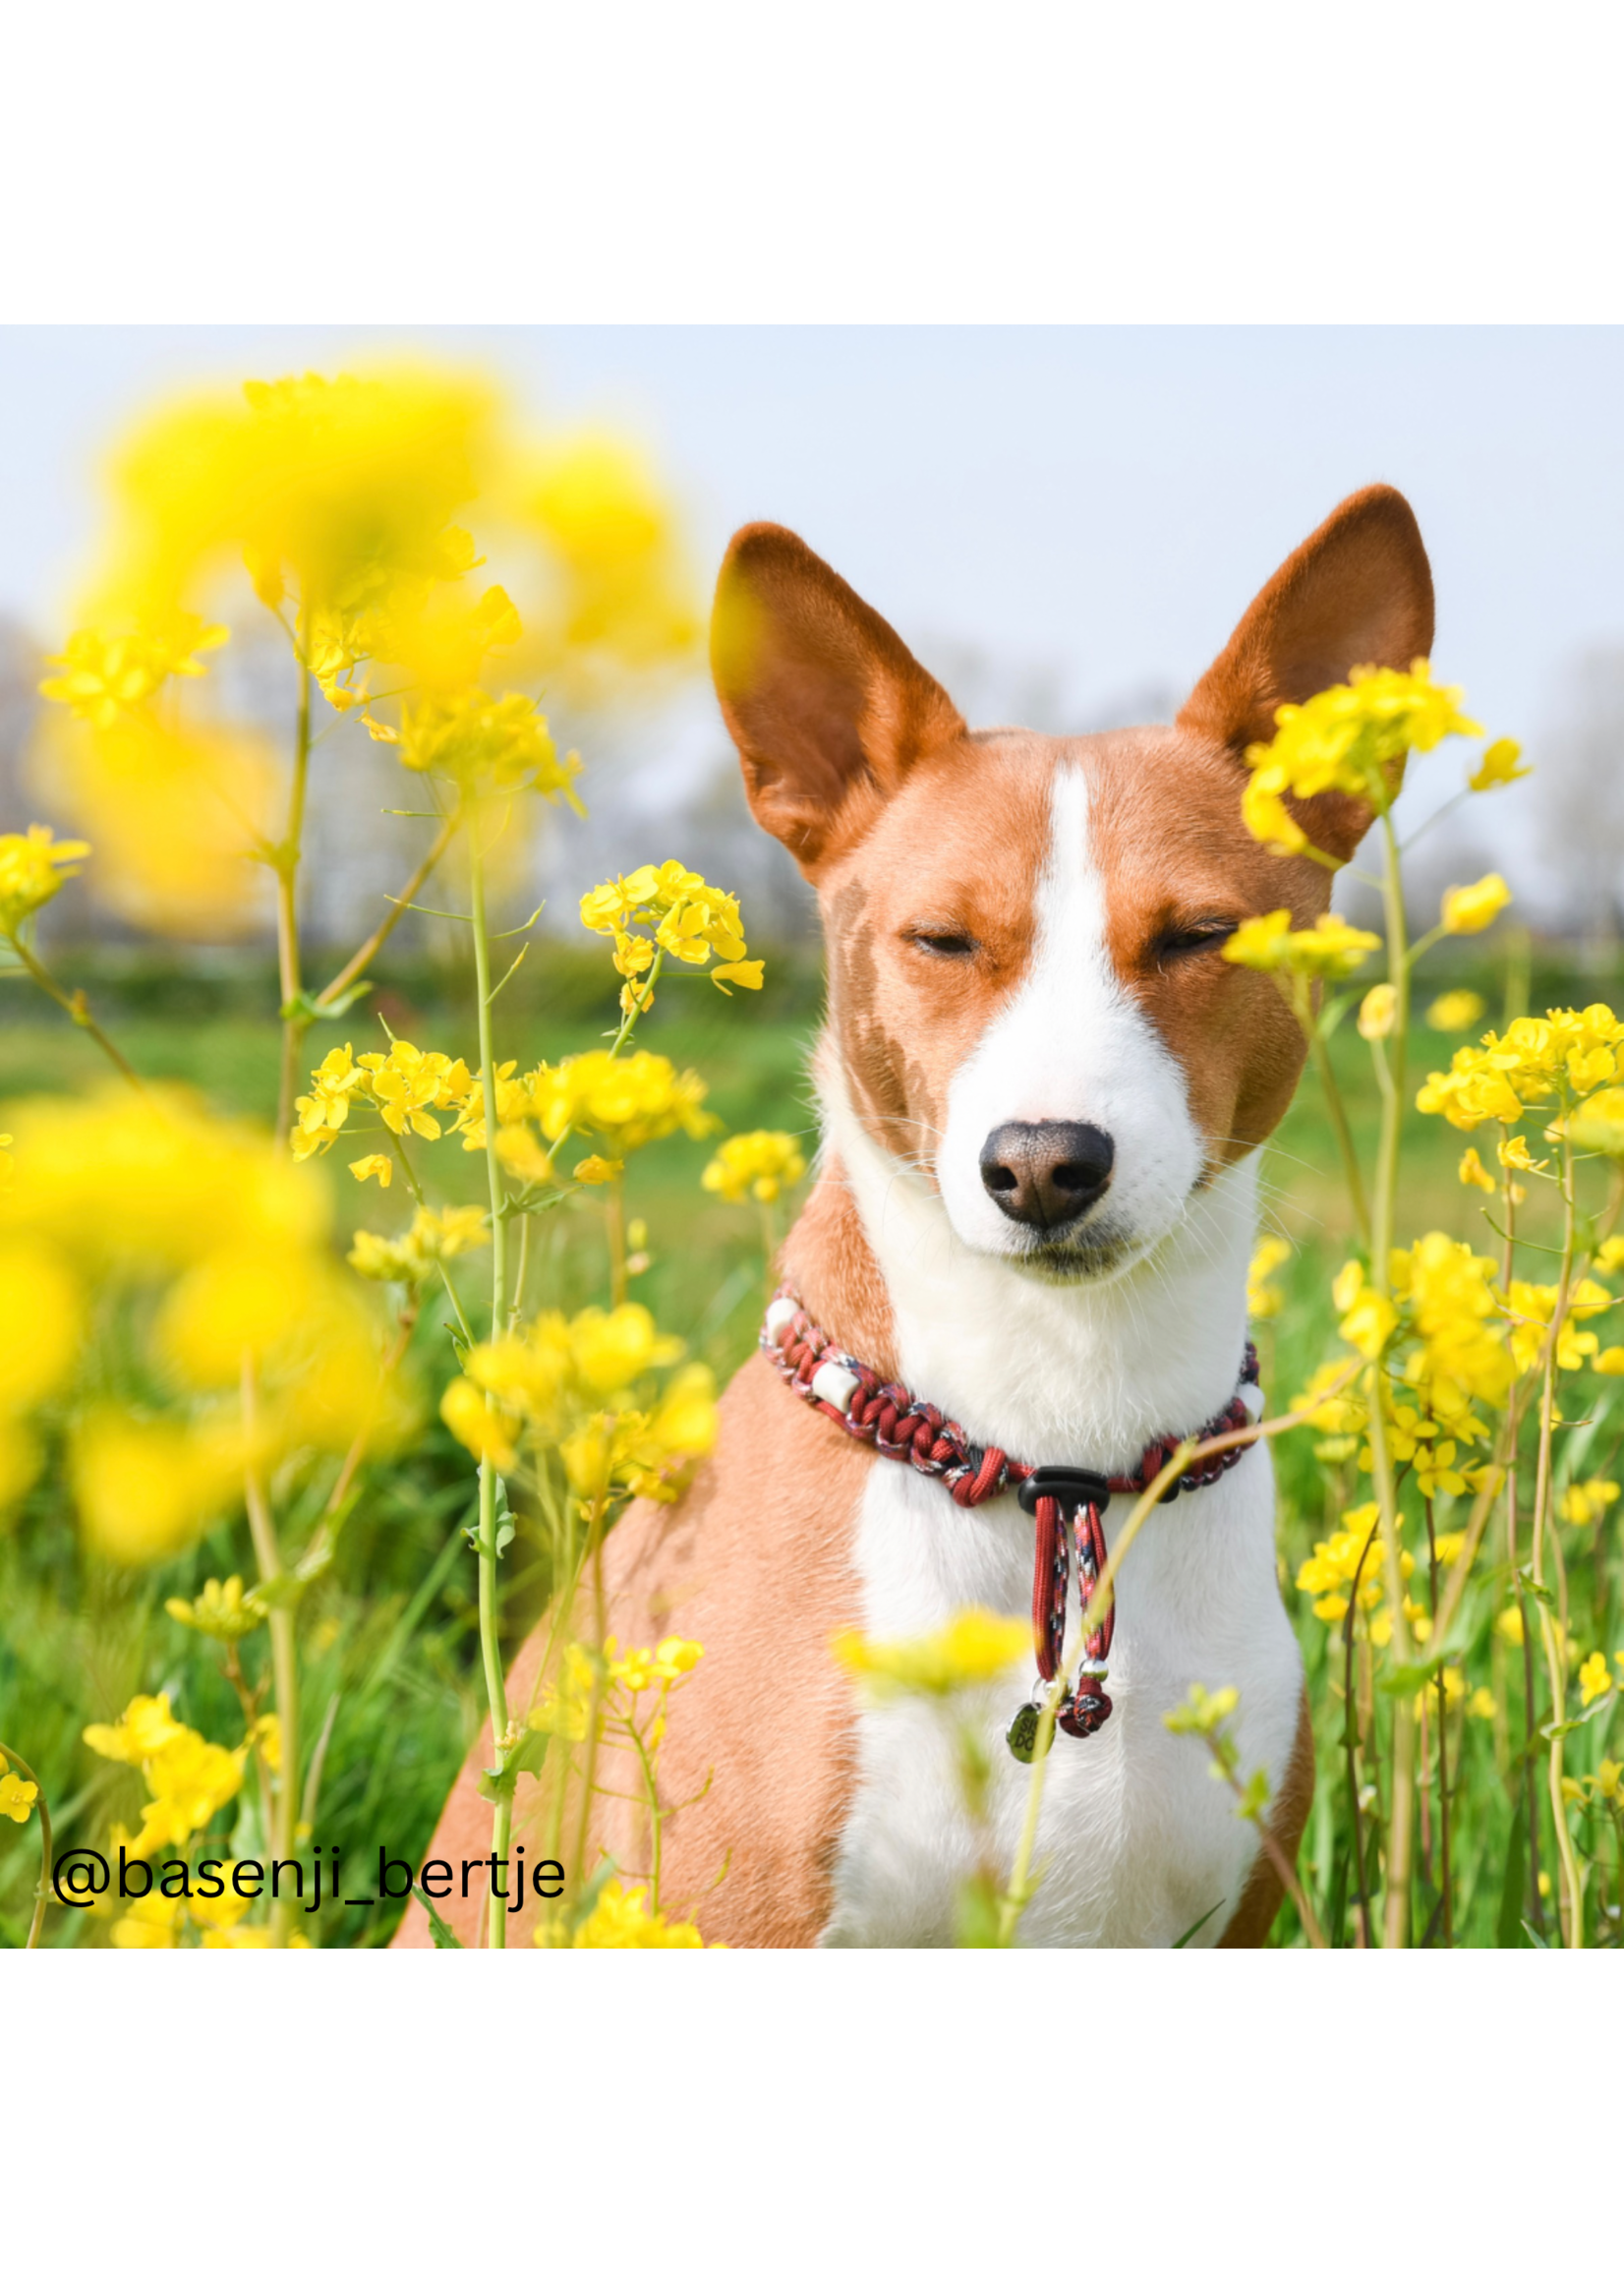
(760, 1287, 1262, 1758)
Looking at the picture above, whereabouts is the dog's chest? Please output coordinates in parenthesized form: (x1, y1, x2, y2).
(821, 1457, 1304, 1948)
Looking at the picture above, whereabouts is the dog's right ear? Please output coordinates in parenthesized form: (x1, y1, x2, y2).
(711, 524, 965, 875)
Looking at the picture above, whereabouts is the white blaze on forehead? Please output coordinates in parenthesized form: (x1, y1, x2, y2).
(933, 760, 1204, 1259)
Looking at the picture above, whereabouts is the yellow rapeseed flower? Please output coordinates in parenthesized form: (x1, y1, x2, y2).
(1458, 1146, 1496, 1193)
(1568, 1087, 1624, 1159)
(349, 1153, 392, 1187)
(165, 1574, 265, 1640)
(1246, 1235, 1292, 1320)
(566, 1878, 713, 1949)
(1241, 663, 1480, 860)
(1220, 909, 1381, 980)
(83, 1692, 187, 1766)
(1468, 737, 1532, 792)
(1561, 1480, 1620, 1527)
(38, 615, 228, 727)
(529, 1050, 716, 1155)
(1358, 983, 1398, 1041)
(1427, 990, 1485, 1033)
(1417, 1005, 1624, 1130)
(831, 1606, 1031, 1698)
(0, 1768, 37, 1824)
(1578, 1653, 1614, 1709)
(702, 1130, 808, 1206)
(1440, 873, 1512, 936)
(0, 826, 92, 934)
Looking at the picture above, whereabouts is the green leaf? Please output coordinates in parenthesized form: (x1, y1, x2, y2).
(1521, 1917, 1551, 1950)
(411, 1885, 463, 1950)
(1328, 1846, 1351, 1952)
(279, 982, 374, 1024)
(1495, 1803, 1526, 1949)
(478, 1728, 550, 1805)
(1172, 1899, 1224, 1950)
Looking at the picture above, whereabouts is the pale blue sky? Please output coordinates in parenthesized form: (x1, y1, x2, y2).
(3, 326, 1620, 906)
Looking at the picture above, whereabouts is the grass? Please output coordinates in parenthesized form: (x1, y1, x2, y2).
(3, 939, 1622, 1945)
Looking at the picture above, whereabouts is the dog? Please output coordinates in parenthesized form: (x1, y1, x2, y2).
(396, 483, 1433, 1949)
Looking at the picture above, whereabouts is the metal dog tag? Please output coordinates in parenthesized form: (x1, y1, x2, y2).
(1005, 1702, 1052, 1765)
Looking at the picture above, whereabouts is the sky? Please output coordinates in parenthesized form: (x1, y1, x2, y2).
(3, 325, 1620, 906)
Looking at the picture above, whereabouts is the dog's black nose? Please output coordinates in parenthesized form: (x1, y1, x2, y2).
(978, 1121, 1115, 1228)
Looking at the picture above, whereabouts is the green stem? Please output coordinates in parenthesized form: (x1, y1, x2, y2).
(1534, 1126, 1585, 1947)
(5, 929, 145, 1092)
(275, 656, 314, 1136)
(1370, 810, 1416, 1948)
(1303, 997, 1371, 1245)
(469, 815, 513, 1949)
(0, 1741, 52, 1950)
(240, 1357, 299, 1948)
(315, 807, 461, 1011)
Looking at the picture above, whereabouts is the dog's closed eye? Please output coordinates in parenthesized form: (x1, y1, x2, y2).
(906, 927, 979, 960)
(1152, 919, 1238, 965)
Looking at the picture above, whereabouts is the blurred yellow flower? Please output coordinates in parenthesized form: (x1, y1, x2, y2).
(0, 826, 91, 934)
(1468, 737, 1531, 792)
(69, 1410, 239, 1564)
(1427, 990, 1485, 1033)
(38, 616, 227, 728)
(1496, 1603, 1526, 1648)
(111, 1891, 182, 1950)
(1246, 1235, 1292, 1320)
(0, 1238, 83, 1414)
(1358, 983, 1397, 1041)
(165, 1574, 264, 1641)
(1331, 1259, 1397, 1360)
(573, 1154, 621, 1185)
(395, 690, 585, 807)
(1458, 1146, 1496, 1193)
(1568, 1087, 1624, 1159)
(1578, 1652, 1614, 1709)
(831, 1606, 1031, 1698)
(439, 1377, 520, 1474)
(702, 1130, 808, 1207)
(84, 1692, 186, 1765)
(1164, 1682, 1240, 1734)
(1561, 1480, 1619, 1527)
(349, 1153, 392, 1187)
(1440, 874, 1512, 936)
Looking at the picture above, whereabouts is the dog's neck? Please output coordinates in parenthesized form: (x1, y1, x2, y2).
(780, 1059, 1258, 1476)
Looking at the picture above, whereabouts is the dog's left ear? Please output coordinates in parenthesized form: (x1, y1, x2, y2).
(711, 522, 965, 875)
(1178, 484, 1434, 863)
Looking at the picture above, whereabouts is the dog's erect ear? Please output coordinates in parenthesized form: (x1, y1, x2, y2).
(1178, 484, 1434, 863)
(711, 523, 966, 874)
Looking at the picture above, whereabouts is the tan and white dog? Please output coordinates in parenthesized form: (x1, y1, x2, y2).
(399, 483, 1433, 1950)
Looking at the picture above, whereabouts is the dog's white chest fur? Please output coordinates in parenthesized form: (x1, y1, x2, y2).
(823, 1456, 1302, 1948)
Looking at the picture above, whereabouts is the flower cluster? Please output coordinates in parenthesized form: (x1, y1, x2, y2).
(579, 860, 765, 1016)
(1247, 1235, 1292, 1320)
(380, 690, 586, 807)
(562, 1878, 714, 1950)
(529, 1633, 705, 1742)
(1296, 1502, 1416, 1639)
(1241, 663, 1488, 858)
(349, 1204, 491, 1285)
(441, 1302, 717, 1505)
(84, 1693, 246, 1862)
(1418, 1005, 1624, 1130)
(701, 1130, 808, 1207)
(0, 825, 92, 936)
(39, 615, 228, 728)
(1222, 909, 1381, 979)
(2, 1085, 416, 1559)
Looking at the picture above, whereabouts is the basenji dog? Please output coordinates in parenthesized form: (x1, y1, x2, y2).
(398, 483, 1433, 1949)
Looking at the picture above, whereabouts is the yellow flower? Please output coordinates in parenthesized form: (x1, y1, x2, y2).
(1440, 873, 1512, 936)
(0, 1768, 37, 1824)
(396, 690, 585, 807)
(69, 1412, 237, 1564)
(1296, 1502, 1398, 1623)
(1290, 1360, 1367, 1441)
(0, 826, 92, 934)
(111, 1891, 183, 1950)
(84, 1692, 186, 1765)
(530, 1050, 716, 1155)
(1458, 1146, 1496, 1194)
(1561, 1480, 1619, 1527)
(38, 616, 227, 727)
(0, 1237, 84, 1415)
(349, 1203, 488, 1284)
(702, 1130, 809, 1207)
(439, 1377, 520, 1473)
(1598, 1760, 1622, 1800)
(831, 1606, 1031, 1698)
(1241, 663, 1480, 859)
(1468, 1687, 1497, 1720)
(1164, 1682, 1240, 1735)
(349, 1152, 393, 1188)
(566, 1878, 714, 1949)
(1246, 1235, 1292, 1320)
(1220, 909, 1381, 980)
(125, 1727, 245, 1859)
(573, 1154, 621, 1185)
(1427, 990, 1485, 1035)
(1568, 1087, 1624, 1159)
(1496, 1603, 1526, 1648)
(1358, 983, 1397, 1041)
(1468, 737, 1531, 792)
(165, 1574, 265, 1640)
(578, 861, 762, 997)
(1331, 1261, 1397, 1361)
(1417, 1005, 1624, 1130)
(1595, 1237, 1624, 1276)
(1578, 1652, 1614, 1709)
(1595, 1347, 1624, 1377)
(493, 1125, 554, 1185)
